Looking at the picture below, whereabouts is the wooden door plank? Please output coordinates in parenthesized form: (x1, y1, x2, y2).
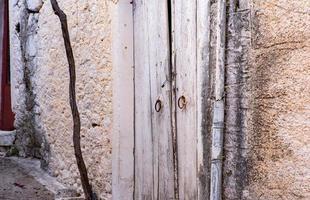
(111, 1, 135, 199)
(134, 0, 174, 199)
(134, 1, 154, 198)
(197, 0, 212, 199)
(147, 1, 175, 199)
(173, 0, 198, 199)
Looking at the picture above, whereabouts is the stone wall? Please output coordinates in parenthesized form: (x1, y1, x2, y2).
(9, 0, 310, 199)
(224, 0, 310, 199)
(246, 0, 310, 199)
(10, 0, 113, 199)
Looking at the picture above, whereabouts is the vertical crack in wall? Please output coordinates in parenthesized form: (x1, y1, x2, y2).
(13, 0, 50, 169)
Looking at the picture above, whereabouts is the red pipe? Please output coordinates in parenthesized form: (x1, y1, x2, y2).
(0, 0, 14, 131)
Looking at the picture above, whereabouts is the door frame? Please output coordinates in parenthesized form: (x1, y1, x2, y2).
(112, 1, 135, 200)
(0, 0, 14, 131)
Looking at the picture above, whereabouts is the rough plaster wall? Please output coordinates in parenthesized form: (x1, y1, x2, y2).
(223, 0, 310, 199)
(10, 0, 50, 165)
(9, 1, 22, 118)
(11, 0, 113, 199)
(9, 1, 20, 112)
(245, 0, 310, 199)
(10, 0, 310, 199)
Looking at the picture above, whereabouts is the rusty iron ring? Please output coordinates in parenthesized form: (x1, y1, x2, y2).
(178, 95, 187, 110)
(155, 99, 162, 112)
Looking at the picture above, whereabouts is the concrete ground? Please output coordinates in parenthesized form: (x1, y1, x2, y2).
(0, 157, 54, 200)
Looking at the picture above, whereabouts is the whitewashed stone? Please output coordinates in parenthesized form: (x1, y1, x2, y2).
(10, 1, 113, 199)
(26, 0, 43, 12)
(0, 130, 16, 146)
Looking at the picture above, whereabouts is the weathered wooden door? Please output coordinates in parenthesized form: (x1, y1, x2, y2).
(112, 0, 214, 199)
(134, 1, 175, 199)
(133, 0, 209, 199)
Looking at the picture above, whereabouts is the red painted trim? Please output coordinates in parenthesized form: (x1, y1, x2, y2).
(0, 0, 14, 131)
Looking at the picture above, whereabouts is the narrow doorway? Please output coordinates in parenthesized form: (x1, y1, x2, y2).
(112, 0, 214, 199)
(0, 0, 14, 131)
(133, 1, 202, 199)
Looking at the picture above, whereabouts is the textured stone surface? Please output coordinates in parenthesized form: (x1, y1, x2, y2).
(223, 1, 251, 199)
(0, 157, 54, 200)
(10, 0, 50, 167)
(26, 0, 43, 12)
(245, 0, 310, 199)
(0, 130, 16, 146)
(9, 0, 310, 199)
(10, 0, 113, 199)
(223, 1, 310, 199)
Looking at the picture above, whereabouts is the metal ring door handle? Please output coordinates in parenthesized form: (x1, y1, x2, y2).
(178, 96, 187, 110)
(155, 99, 162, 112)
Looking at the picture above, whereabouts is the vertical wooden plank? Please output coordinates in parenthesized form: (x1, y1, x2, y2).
(111, 1, 134, 199)
(133, 0, 154, 198)
(134, 0, 174, 199)
(197, 0, 212, 199)
(173, 0, 198, 199)
(148, 1, 175, 199)
(210, 0, 227, 200)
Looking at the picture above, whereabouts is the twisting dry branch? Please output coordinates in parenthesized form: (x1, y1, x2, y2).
(50, 0, 95, 199)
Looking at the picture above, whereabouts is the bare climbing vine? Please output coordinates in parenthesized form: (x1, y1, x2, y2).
(50, 0, 95, 199)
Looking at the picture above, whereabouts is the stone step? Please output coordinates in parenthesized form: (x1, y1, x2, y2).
(56, 198, 85, 200)
(0, 130, 16, 147)
(0, 130, 16, 156)
(9, 157, 81, 199)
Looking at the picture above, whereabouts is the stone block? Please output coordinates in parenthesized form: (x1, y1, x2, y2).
(26, 0, 43, 12)
(0, 130, 16, 146)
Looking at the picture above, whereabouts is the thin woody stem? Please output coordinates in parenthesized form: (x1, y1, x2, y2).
(50, 1, 94, 199)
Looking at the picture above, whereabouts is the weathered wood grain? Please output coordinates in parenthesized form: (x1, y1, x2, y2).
(114, 1, 221, 199)
(173, 0, 198, 199)
(148, 0, 175, 199)
(133, 1, 154, 198)
(197, 0, 212, 199)
(134, 0, 174, 199)
(111, 1, 135, 199)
